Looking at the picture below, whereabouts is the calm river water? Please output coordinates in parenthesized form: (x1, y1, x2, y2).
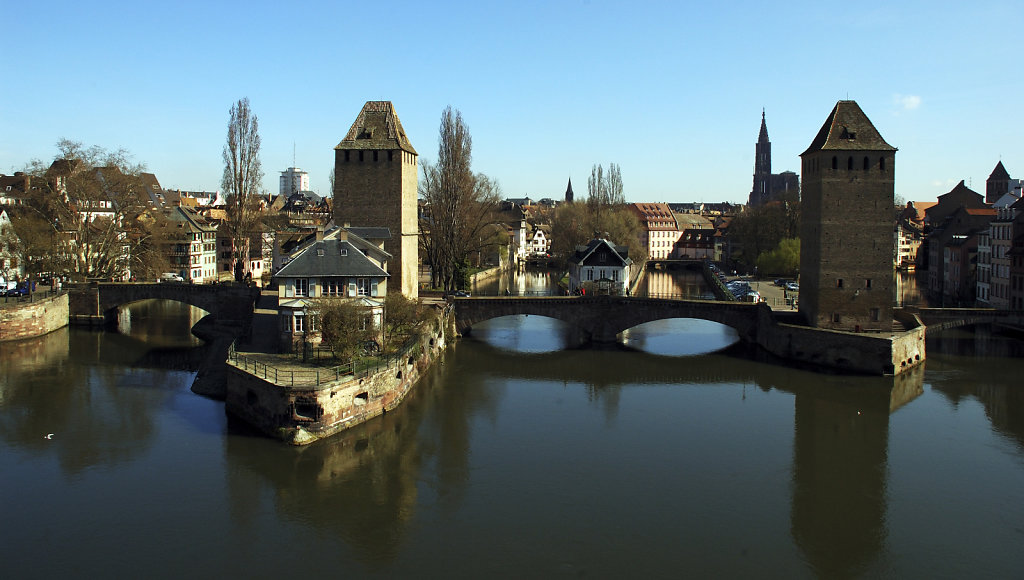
(2, 286, 1023, 578)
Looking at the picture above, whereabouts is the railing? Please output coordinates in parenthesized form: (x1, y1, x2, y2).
(227, 334, 424, 388)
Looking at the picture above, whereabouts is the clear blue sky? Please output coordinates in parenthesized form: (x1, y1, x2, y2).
(2, 0, 1021, 205)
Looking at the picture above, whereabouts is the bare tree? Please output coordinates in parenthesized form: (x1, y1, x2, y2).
(587, 163, 625, 233)
(16, 139, 166, 281)
(222, 97, 265, 281)
(418, 106, 504, 292)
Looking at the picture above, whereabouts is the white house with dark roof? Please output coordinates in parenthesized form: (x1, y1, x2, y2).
(567, 237, 632, 295)
(273, 227, 392, 349)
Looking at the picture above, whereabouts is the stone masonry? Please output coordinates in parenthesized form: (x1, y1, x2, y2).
(334, 101, 419, 298)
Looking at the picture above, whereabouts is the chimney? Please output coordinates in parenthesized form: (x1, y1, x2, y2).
(337, 229, 348, 242)
(315, 226, 324, 242)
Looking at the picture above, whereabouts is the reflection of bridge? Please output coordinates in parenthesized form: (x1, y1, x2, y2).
(453, 295, 763, 343)
(68, 282, 261, 397)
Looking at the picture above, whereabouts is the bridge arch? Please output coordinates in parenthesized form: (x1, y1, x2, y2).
(453, 296, 763, 344)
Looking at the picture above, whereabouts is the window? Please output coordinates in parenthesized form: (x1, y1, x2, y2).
(870, 308, 880, 322)
(847, 157, 854, 170)
(832, 313, 841, 323)
(863, 157, 870, 170)
(832, 156, 838, 170)
(880, 157, 886, 172)
(837, 278, 844, 289)
(295, 278, 308, 297)
(294, 315, 304, 333)
(587, 269, 593, 281)
(865, 278, 872, 289)
(357, 278, 369, 296)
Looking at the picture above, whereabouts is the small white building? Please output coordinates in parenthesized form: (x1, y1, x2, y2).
(567, 237, 632, 295)
(0, 208, 23, 288)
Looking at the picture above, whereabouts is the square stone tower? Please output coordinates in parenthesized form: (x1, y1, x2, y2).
(799, 101, 896, 331)
(334, 101, 419, 298)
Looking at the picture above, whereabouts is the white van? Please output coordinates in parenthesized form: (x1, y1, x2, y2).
(158, 272, 184, 283)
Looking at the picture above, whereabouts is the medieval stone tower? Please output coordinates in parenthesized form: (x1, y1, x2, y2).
(334, 101, 419, 298)
(798, 101, 896, 332)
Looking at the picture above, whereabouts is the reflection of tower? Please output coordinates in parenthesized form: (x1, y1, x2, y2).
(790, 385, 891, 577)
(334, 101, 419, 298)
(799, 101, 896, 331)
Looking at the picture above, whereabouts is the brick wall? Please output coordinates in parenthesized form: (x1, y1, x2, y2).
(0, 293, 69, 342)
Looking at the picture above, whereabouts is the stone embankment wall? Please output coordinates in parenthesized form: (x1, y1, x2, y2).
(226, 307, 450, 445)
(756, 307, 925, 375)
(0, 293, 69, 342)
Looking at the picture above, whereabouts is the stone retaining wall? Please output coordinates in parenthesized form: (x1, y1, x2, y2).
(226, 308, 450, 445)
(0, 293, 69, 342)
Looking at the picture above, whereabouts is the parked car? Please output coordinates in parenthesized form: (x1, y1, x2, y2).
(158, 272, 185, 283)
(785, 282, 799, 292)
(6, 284, 29, 297)
(453, 290, 471, 297)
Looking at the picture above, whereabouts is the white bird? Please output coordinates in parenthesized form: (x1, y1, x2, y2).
(44, 434, 53, 440)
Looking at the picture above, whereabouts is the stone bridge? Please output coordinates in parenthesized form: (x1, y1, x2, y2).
(913, 308, 1024, 335)
(67, 281, 262, 398)
(452, 295, 764, 343)
(68, 282, 260, 332)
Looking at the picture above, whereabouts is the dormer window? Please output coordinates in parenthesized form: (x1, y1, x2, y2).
(839, 126, 856, 140)
(340, 248, 348, 256)
(317, 248, 324, 256)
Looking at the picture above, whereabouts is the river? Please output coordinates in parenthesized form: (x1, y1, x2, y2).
(1, 279, 1022, 578)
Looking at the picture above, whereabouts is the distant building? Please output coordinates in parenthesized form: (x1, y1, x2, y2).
(799, 100, 895, 331)
(280, 167, 310, 197)
(749, 110, 800, 207)
(628, 202, 678, 260)
(167, 206, 219, 284)
(565, 178, 574, 203)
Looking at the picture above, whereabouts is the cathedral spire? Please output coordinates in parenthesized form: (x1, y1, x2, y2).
(565, 177, 574, 203)
(759, 108, 769, 142)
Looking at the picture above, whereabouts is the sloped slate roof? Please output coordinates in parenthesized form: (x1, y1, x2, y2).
(276, 239, 390, 279)
(568, 238, 631, 266)
(801, 100, 896, 155)
(335, 101, 417, 154)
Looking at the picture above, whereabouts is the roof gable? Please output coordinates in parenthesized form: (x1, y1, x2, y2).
(568, 238, 631, 267)
(335, 101, 417, 154)
(801, 100, 896, 155)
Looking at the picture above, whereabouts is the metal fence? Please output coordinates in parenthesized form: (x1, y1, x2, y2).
(228, 334, 423, 388)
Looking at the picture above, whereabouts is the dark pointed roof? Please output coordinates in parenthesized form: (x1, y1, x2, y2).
(988, 161, 1010, 180)
(801, 100, 896, 155)
(568, 238, 631, 267)
(335, 101, 417, 154)
(758, 109, 769, 143)
(565, 178, 574, 202)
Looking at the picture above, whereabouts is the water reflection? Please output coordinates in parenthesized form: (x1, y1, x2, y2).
(636, 268, 715, 299)
(116, 299, 208, 348)
(473, 267, 563, 296)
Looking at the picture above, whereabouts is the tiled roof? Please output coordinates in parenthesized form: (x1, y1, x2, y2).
(276, 239, 390, 279)
(801, 100, 896, 155)
(335, 101, 417, 154)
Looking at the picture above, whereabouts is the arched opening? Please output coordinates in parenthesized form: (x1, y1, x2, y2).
(880, 156, 886, 172)
(847, 157, 854, 170)
(831, 156, 838, 170)
(863, 156, 870, 170)
(621, 318, 739, 356)
(113, 298, 210, 348)
(468, 314, 579, 353)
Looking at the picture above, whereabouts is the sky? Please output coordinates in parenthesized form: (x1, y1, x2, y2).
(2, 0, 1021, 205)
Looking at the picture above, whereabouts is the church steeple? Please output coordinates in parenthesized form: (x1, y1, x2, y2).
(565, 177, 574, 203)
(751, 108, 773, 206)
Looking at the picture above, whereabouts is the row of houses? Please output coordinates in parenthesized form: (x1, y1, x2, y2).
(919, 162, 1024, 309)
